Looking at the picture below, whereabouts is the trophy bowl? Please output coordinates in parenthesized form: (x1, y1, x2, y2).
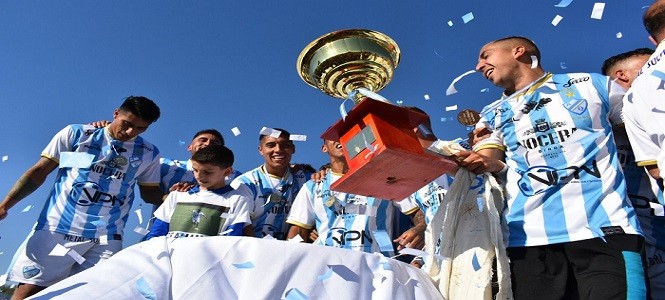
(296, 29, 401, 101)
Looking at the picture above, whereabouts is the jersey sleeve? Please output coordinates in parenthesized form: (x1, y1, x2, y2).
(605, 76, 625, 125)
(230, 194, 252, 227)
(137, 150, 162, 186)
(41, 125, 77, 163)
(394, 196, 420, 215)
(623, 90, 661, 165)
(153, 192, 178, 223)
(286, 182, 315, 229)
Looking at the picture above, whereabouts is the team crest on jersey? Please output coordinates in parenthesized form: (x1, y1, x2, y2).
(130, 157, 142, 168)
(113, 156, 128, 166)
(534, 119, 550, 132)
(23, 265, 40, 279)
(563, 98, 588, 115)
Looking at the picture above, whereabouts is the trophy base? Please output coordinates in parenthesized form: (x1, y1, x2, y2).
(330, 146, 456, 201)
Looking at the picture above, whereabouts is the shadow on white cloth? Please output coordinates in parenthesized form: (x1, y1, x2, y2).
(29, 236, 443, 299)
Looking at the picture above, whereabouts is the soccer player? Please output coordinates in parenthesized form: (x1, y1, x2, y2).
(231, 128, 311, 240)
(602, 47, 665, 298)
(0, 96, 163, 299)
(286, 139, 425, 257)
(455, 36, 646, 298)
(145, 145, 253, 239)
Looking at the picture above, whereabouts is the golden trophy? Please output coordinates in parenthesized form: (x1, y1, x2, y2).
(297, 29, 457, 201)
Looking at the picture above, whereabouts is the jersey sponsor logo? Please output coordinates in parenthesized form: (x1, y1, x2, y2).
(22, 265, 40, 279)
(69, 181, 125, 207)
(520, 97, 552, 114)
(330, 227, 373, 246)
(644, 49, 665, 72)
(562, 76, 590, 88)
(518, 160, 601, 196)
(517, 128, 577, 150)
(563, 98, 588, 115)
(63, 234, 102, 244)
(91, 163, 126, 179)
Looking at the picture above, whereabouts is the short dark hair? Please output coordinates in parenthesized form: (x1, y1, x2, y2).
(259, 127, 292, 142)
(644, 1, 665, 40)
(193, 129, 225, 146)
(493, 36, 541, 62)
(601, 48, 654, 75)
(118, 96, 160, 123)
(191, 145, 234, 169)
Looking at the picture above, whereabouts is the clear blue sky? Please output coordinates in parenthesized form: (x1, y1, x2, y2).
(0, 1, 653, 272)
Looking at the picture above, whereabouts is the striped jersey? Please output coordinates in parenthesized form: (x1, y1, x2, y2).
(615, 128, 665, 249)
(409, 174, 454, 224)
(230, 165, 309, 240)
(286, 172, 420, 256)
(159, 158, 241, 193)
(623, 40, 665, 167)
(36, 125, 161, 239)
(475, 72, 641, 247)
(154, 185, 251, 238)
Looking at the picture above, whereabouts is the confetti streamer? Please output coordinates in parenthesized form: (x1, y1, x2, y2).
(289, 134, 307, 142)
(446, 70, 476, 95)
(554, 0, 573, 7)
(135, 208, 143, 224)
(232, 261, 255, 269)
(446, 105, 458, 111)
(231, 127, 241, 136)
(357, 87, 389, 102)
(462, 12, 474, 24)
(591, 3, 605, 20)
(551, 15, 563, 26)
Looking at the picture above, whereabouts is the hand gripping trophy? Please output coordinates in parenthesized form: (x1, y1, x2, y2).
(297, 29, 456, 200)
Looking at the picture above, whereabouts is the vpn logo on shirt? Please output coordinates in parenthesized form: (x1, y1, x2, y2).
(518, 161, 601, 196)
(69, 181, 124, 207)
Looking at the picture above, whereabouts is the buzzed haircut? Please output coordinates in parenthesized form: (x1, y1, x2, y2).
(493, 36, 541, 62)
(191, 145, 234, 169)
(118, 96, 161, 123)
(601, 48, 655, 75)
(644, 0, 665, 40)
(259, 127, 292, 142)
(193, 129, 225, 146)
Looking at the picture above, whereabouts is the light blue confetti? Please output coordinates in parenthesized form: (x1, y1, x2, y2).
(285, 288, 308, 300)
(471, 252, 481, 271)
(379, 261, 392, 271)
(136, 277, 156, 300)
(480, 88, 489, 93)
(440, 117, 447, 122)
(554, 0, 573, 8)
(560, 62, 567, 69)
(232, 261, 255, 269)
(90, 220, 107, 227)
(21, 205, 33, 213)
(317, 267, 333, 282)
(178, 140, 186, 146)
(462, 12, 474, 24)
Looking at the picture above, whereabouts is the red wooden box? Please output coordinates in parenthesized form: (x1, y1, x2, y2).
(321, 98, 458, 201)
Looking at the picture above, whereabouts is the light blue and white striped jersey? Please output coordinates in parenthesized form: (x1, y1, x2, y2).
(159, 158, 241, 193)
(287, 172, 419, 257)
(614, 128, 665, 249)
(409, 174, 453, 225)
(36, 125, 161, 239)
(230, 165, 309, 240)
(475, 72, 641, 247)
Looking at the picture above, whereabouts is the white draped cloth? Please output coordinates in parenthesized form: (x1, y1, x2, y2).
(29, 236, 443, 299)
(424, 169, 512, 299)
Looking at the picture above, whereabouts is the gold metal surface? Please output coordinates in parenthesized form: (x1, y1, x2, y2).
(296, 29, 400, 101)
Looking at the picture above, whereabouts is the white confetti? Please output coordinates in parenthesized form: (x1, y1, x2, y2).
(440, 117, 447, 122)
(262, 234, 275, 240)
(616, 32, 622, 39)
(21, 205, 33, 213)
(2, 156, 7, 162)
(219, 228, 233, 236)
(134, 226, 149, 236)
(446, 69, 476, 95)
(289, 134, 307, 142)
(99, 235, 108, 245)
(424, 94, 430, 100)
(134, 208, 143, 225)
(259, 127, 282, 138)
(552, 15, 563, 26)
(480, 88, 489, 93)
(462, 12, 474, 24)
(231, 127, 241, 136)
(530, 55, 539, 69)
(220, 212, 234, 219)
(289, 235, 304, 243)
(591, 3, 605, 20)
(396, 100, 403, 105)
(445, 105, 458, 111)
(447, 20, 453, 26)
(398, 247, 428, 257)
(49, 244, 70, 257)
(67, 249, 86, 264)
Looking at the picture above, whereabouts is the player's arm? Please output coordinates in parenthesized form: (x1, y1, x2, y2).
(0, 157, 58, 220)
(454, 148, 506, 175)
(287, 224, 312, 242)
(242, 224, 255, 237)
(139, 185, 165, 205)
(394, 208, 426, 250)
(145, 218, 169, 240)
(646, 165, 661, 180)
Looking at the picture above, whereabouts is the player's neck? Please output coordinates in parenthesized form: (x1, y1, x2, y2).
(329, 159, 348, 174)
(263, 164, 288, 177)
(200, 182, 226, 191)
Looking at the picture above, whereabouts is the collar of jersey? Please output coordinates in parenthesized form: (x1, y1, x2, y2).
(502, 72, 553, 100)
(188, 185, 233, 195)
